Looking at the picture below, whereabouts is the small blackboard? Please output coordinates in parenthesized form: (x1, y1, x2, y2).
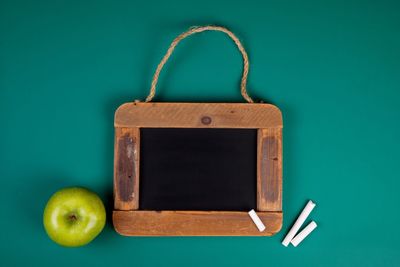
(112, 26, 283, 236)
(139, 128, 257, 211)
(112, 102, 283, 236)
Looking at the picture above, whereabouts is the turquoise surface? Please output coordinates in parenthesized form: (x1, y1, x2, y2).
(1, 0, 400, 266)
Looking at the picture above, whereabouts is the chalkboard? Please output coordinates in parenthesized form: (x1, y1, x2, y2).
(113, 102, 283, 236)
(112, 26, 283, 236)
(139, 128, 257, 211)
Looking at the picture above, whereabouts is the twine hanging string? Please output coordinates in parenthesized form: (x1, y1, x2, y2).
(145, 25, 254, 103)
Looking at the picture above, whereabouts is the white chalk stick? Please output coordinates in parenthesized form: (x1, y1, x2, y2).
(291, 221, 317, 247)
(248, 209, 266, 232)
(282, 200, 316, 246)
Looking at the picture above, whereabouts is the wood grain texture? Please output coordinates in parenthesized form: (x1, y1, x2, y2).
(113, 210, 282, 236)
(257, 128, 283, 211)
(113, 102, 284, 236)
(114, 127, 140, 210)
(115, 102, 282, 128)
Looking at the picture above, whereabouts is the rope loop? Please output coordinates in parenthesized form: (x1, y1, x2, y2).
(145, 25, 254, 103)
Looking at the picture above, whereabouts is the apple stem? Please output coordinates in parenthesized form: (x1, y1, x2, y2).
(69, 214, 77, 221)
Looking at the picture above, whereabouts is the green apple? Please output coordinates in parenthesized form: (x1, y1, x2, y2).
(43, 187, 106, 247)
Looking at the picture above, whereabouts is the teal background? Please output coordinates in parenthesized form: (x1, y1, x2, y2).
(1, 0, 399, 266)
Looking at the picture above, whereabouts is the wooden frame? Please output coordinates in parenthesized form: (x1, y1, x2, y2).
(113, 102, 283, 236)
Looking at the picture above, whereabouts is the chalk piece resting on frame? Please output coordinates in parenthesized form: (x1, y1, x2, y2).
(112, 26, 283, 236)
